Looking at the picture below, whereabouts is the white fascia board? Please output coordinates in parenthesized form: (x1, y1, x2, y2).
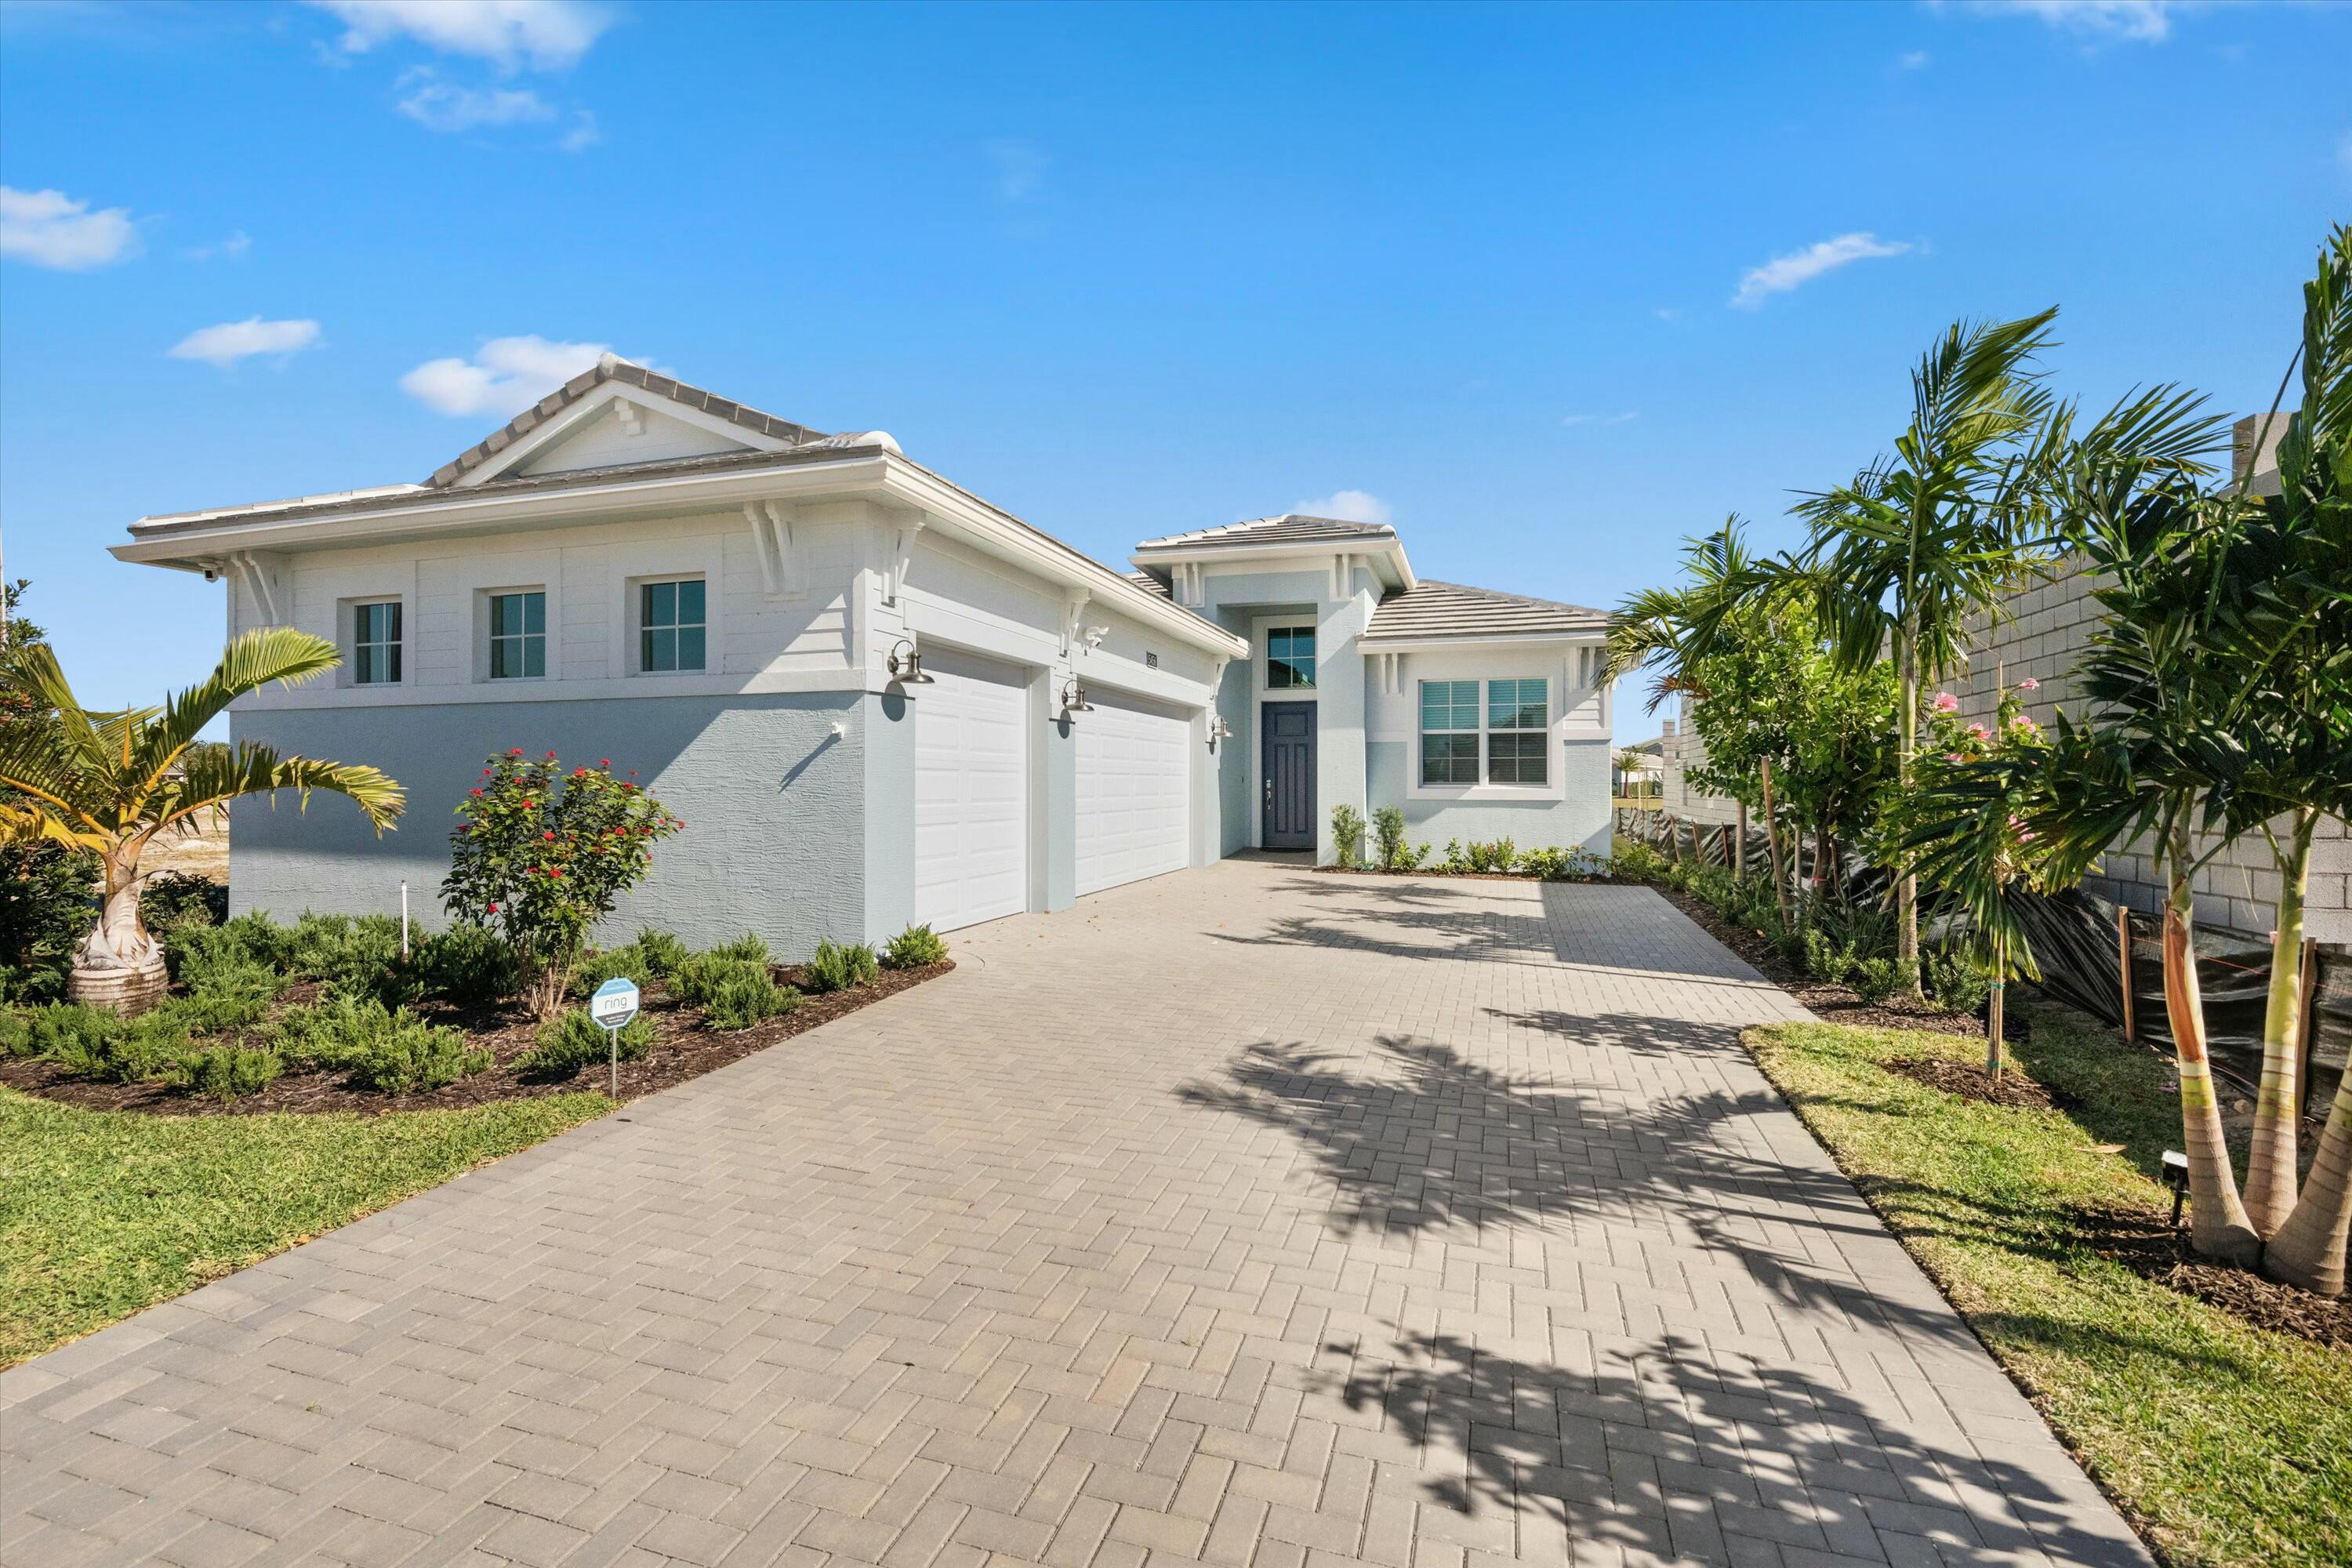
(109, 455, 898, 570)
(1130, 536, 1415, 591)
(450, 383, 794, 488)
(1356, 630, 1604, 652)
(879, 462, 1247, 662)
(109, 448, 1247, 662)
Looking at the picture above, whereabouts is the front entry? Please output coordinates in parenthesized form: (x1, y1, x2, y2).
(1260, 702, 1316, 850)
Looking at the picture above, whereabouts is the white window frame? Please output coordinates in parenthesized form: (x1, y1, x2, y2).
(630, 574, 709, 676)
(350, 598, 405, 688)
(332, 590, 411, 691)
(1485, 677, 1549, 786)
(480, 586, 550, 682)
(1417, 680, 1481, 786)
(1264, 622, 1317, 692)
(1407, 673, 1563, 800)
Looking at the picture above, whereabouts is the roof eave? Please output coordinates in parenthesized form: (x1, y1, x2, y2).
(1356, 628, 1606, 652)
(1127, 534, 1414, 591)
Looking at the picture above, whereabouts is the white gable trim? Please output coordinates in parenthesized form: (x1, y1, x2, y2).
(452, 383, 795, 488)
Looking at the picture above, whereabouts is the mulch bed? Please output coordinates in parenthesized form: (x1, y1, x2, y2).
(1649, 883, 2024, 1043)
(0, 960, 953, 1118)
(1885, 1054, 2072, 1112)
(2072, 1201, 2352, 1350)
(1312, 866, 1609, 886)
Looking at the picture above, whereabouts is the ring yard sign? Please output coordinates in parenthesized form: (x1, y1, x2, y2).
(590, 977, 641, 1096)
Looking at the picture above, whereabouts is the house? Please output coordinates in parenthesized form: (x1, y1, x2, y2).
(111, 359, 1613, 953)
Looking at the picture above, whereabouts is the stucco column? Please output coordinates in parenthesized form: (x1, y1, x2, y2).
(1314, 569, 1374, 863)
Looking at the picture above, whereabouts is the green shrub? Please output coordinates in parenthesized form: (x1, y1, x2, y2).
(712, 932, 770, 964)
(1849, 956, 1918, 1006)
(1329, 804, 1366, 869)
(35, 1004, 188, 1084)
(572, 942, 652, 999)
(285, 913, 405, 992)
(169, 1044, 282, 1104)
(272, 993, 489, 1093)
(409, 924, 523, 1007)
(702, 966, 797, 1031)
(0, 842, 99, 1004)
(633, 927, 689, 977)
(804, 939, 877, 994)
(1609, 840, 1667, 882)
(882, 924, 947, 970)
(1372, 807, 1409, 870)
(1802, 927, 1858, 987)
(516, 1007, 653, 1080)
(1464, 838, 1518, 874)
(139, 873, 227, 938)
(172, 962, 281, 1033)
(0, 1008, 31, 1058)
(671, 952, 740, 1007)
(1924, 947, 1992, 1014)
(1440, 838, 1468, 873)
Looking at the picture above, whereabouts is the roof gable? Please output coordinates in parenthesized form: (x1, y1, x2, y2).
(1133, 514, 1397, 551)
(429, 355, 823, 488)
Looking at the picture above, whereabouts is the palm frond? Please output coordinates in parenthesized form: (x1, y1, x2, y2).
(152, 741, 405, 837)
(122, 629, 343, 811)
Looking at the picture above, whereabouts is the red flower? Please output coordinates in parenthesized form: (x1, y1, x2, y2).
(509, 748, 523, 757)
(546, 750, 557, 758)
(598, 758, 611, 768)
(543, 829, 556, 840)
(487, 903, 499, 913)
(470, 788, 483, 797)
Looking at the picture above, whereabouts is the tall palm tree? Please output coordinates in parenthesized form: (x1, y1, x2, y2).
(0, 629, 404, 1013)
(1788, 309, 2067, 979)
(2252, 223, 2352, 1293)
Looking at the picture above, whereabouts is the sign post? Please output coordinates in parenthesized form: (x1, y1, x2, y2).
(588, 976, 641, 1098)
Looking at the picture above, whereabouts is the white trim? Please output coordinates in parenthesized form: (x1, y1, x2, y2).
(1406, 674, 1567, 803)
(114, 452, 1247, 662)
(475, 582, 554, 685)
(337, 593, 409, 690)
(1359, 631, 1603, 652)
(452, 383, 792, 488)
(1130, 536, 1416, 593)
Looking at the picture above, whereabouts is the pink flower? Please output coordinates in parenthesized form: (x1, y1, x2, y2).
(1968, 723, 1989, 739)
(1933, 693, 1960, 713)
(2017, 677, 2039, 691)
(1945, 753, 1965, 764)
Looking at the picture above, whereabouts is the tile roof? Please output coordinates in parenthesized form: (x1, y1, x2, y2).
(1124, 571, 1172, 598)
(426, 355, 825, 488)
(1362, 579, 1606, 643)
(1132, 514, 1398, 551)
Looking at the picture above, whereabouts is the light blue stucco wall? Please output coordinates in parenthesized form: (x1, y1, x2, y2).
(230, 692, 868, 958)
(1366, 737, 1613, 858)
(861, 688, 916, 944)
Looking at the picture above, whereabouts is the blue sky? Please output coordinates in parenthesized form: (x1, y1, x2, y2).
(3, 0, 2347, 742)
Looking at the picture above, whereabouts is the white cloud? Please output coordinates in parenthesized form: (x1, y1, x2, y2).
(399, 334, 612, 417)
(558, 109, 599, 151)
(1561, 412, 1639, 427)
(985, 139, 1047, 201)
(307, 0, 612, 71)
(1897, 49, 1932, 69)
(0, 185, 139, 270)
(1731, 231, 1913, 309)
(1962, 2, 2180, 44)
(398, 78, 557, 132)
(169, 318, 323, 368)
(1292, 490, 1392, 525)
(184, 230, 252, 262)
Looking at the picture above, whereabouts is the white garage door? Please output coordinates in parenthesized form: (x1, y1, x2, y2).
(915, 650, 1030, 933)
(1076, 689, 1192, 897)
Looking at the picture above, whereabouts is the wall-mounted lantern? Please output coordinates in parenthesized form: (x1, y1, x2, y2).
(1059, 678, 1094, 717)
(885, 637, 934, 684)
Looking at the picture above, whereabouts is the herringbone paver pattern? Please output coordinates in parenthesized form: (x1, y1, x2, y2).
(1, 863, 2149, 1568)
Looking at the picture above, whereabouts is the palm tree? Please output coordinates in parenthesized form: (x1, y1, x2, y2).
(0, 629, 404, 1014)
(1789, 310, 2068, 981)
(2251, 223, 2352, 1293)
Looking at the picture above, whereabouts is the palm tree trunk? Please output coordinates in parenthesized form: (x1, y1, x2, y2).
(1895, 620, 1922, 989)
(2245, 808, 2316, 1236)
(2267, 1059, 2352, 1296)
(67, 848, 168, 1016)
(1761, 757, 1788, 927)
(2161, 822, 2262, 1267)
(1987, 929, 2005, 1079)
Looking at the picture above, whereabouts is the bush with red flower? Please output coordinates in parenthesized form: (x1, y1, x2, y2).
(442, 750, 683, 1016)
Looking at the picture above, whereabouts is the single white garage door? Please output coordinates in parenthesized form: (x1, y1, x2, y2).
(914, 649, 1030, 932)
(1076, 689, 1192, 897)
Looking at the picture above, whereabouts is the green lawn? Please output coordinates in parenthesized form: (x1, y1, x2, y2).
(0, 1087, 609, 1367)
(1745, 1014, 2350, 1568)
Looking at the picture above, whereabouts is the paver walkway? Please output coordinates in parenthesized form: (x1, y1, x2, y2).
(2, 862, 2150, 1568)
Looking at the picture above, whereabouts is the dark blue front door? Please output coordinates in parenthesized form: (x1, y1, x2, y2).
(1261, 702, 1316, 850)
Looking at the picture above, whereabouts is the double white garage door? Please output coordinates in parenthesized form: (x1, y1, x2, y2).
(913, 650, 1191, 933)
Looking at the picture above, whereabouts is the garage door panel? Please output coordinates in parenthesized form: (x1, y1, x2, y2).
(915, 652, 1030, 932)
(1076, 691, 1191, 897)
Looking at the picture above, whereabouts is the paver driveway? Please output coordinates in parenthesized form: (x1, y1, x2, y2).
(2, 861, 2149, 1568)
